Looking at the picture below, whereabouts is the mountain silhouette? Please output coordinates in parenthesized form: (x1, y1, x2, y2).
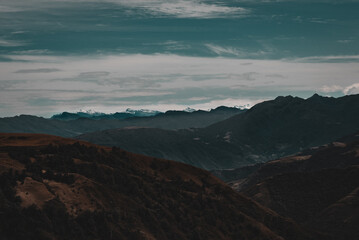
(77, 94, 359, 170)
(0, 106, 244, 138)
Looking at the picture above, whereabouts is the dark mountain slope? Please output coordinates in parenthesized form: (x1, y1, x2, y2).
(77, 94, 359, 170)
(211, 163, 263, 183)
(0, 106, 244, 138)
(204, 94, 359, 153)
(311, 186, 359, 240)
(76, 127, 244, 170)
(0, 133, 315, 240)
(237, 132, 359, 240)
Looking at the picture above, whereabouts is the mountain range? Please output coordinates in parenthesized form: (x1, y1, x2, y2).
(77, 94, 359, 170)
(1, 94, 359, 239)
(51, 109, 162, 121)
(0, 106, 244, 138)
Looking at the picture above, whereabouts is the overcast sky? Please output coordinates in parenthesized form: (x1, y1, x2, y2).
(1, 0, 359, 117)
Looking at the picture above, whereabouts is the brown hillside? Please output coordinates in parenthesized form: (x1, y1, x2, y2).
(239, 133, 359, 240)
(0, 133, 315, 240)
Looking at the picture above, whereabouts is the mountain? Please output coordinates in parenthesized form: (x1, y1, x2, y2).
(236, 132, 359, 240)
(51, 109, 162, 121)
(77, 94, 359, 170)
(0, 106, 244, 138)
(0, 133, 315, 240)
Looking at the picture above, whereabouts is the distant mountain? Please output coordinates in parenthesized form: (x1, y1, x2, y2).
(0, 106, 245, 137)
(0, 133, 315, 240)
(51, 109, 162, 121)
(77, 94, 359, 170)
(236, 132, 359, 240)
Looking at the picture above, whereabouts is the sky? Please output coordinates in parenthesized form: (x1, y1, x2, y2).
(0, 0, 359, 117)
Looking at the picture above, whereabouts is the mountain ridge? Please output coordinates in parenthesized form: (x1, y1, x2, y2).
(51, 106, 243, 121)
(0, 106, 245, 138)
(77, 94, 359, 170)
(51, 108, 162, 121)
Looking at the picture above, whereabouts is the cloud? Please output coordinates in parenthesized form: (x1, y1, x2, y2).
(0, 80, 26, 90)
(143, 1, 248, 18)
(12, 49, 51, 55)
(265, 73, 286, 78)
(15, 68, 61, 74)
(234, 0, 359, 2)
(0, 38, 28, 47)
(1, 0, 249, 19)
(320, 85, 343, 93)
(337, 40, 353, 44)
(0, 5, 21, 13)
(308, 18, 331, 24)
(78, 71, 110, 78)
(188, 97, 264, 110)
(343, 83, 359, 95)
(320, 83, 359, 95)
(1, 53, 359, 116)
(205, 44, 242, 56)
(237, 72, 258, 81)
(160, 41, 191, 51)
(205, 44, 272, 58)
(292, 55, 359, 63)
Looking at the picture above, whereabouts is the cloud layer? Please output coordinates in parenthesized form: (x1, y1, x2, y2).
(1, 53, 358, 117)
(0, 0, 248, 19)
(0, 0, 358, 117)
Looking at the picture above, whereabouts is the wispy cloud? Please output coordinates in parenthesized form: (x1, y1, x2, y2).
(337, 39, 354, 44)
(292, 55, 359, 63)
(0, 38, 28, 47)
(12, 49, 51, 55)
(205, 44, 242, 56)
(307, 17, 334, 24)
(162, 41, 191, 51)
(205, 44, 272, 58)
(343, 83, 359, 95)
(0, 80, 26, 90)
(142, 0, 248, 18)
(78, 71, 110, 78)
(15, 68, 61, 74)
(265, 73, 286, 79)
(320, 85, 343, 93)
(0, 5, 21, 13)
